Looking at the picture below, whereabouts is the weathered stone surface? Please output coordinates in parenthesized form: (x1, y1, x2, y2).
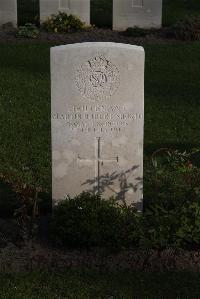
(40, 0, 90, 24)
(51, 42, 144, 210)
(113, 0, 162, 30)
(0, 0, 17, 27)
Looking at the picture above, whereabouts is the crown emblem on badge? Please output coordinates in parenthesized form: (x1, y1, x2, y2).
(75, 54, 120, 101)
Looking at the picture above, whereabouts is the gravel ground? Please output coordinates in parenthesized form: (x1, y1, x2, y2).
(1, 243, 200, 273)
(0, 26, 178, 46)
(1, 218, 200, 273)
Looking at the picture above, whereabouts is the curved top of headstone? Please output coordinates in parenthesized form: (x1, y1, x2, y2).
(51, 42, 144, 102)
(51, 42, 144, 53)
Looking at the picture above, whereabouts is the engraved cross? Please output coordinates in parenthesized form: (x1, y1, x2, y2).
(77, 137, 119, 193)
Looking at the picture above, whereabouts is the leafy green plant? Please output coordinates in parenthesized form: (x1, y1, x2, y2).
(124, 26, 150, 37)
(170, 16, 200, 40)
(143, 149, 200, 248)
(51, 192, 141, 249)
(17, 23, 40, 39)
(42, 12, 91, 33)
(50, 149, 200, 250)
(141, 198, 200, 248)
(145, 149, 200, 209)
(1, 146, 199, 250)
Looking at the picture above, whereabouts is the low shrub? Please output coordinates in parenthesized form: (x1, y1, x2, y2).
(1, 149, 199, 250)
(124, 18, 200, 41)
(51, 192, 141, 249)
(51, 149, 200, 250)
(124, 26, 149, 37)
(144, 149, 200, 209)
(170, 16, 200, 40)
(42, 12, 91, 33)
(142, 148, 200, 248)
(17, 23, 40, 39)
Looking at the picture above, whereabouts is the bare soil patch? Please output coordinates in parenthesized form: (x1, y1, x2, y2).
(0, 27, 179, 45)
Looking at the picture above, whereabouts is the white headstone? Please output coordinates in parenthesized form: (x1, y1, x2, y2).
(40, 0, 90, 24)
(113, 0, 162, 30)
(51, 42, 144, 210)
(0, 0, 17, 27)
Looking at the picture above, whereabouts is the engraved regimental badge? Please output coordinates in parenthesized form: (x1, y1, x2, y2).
(75, 54, 120, 101)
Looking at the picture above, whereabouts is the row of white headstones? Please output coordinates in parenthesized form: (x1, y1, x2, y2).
(0, 0, 162, 30)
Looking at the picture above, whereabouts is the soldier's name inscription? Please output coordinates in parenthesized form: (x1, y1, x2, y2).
(52, 104, 143, 133)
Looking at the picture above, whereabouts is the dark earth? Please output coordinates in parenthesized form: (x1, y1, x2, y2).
(0, 25, 178, 45)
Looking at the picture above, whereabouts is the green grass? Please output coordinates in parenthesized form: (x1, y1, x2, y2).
(145, 42, 200, 153)
(0, 42, 199, 190)
(0, 271, 200, 298)
(0, 43, 51, 190)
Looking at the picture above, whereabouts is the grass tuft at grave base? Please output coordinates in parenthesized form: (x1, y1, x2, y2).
(0, 271, 200, 298)
(0, 42, 199, 192)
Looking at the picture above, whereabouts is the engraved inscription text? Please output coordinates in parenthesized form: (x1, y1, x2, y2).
(52, 104, 143, 134)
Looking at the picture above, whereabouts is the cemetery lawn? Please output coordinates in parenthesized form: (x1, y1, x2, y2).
(0, 271, 200, 298)
(0, 42, 199, 190)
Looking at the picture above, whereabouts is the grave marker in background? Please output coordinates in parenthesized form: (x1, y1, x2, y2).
(0, 0, 17, 27)
(51, 42, 144, 210)
(113, 0, 162, 30)
(40, 0, 90, 24)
